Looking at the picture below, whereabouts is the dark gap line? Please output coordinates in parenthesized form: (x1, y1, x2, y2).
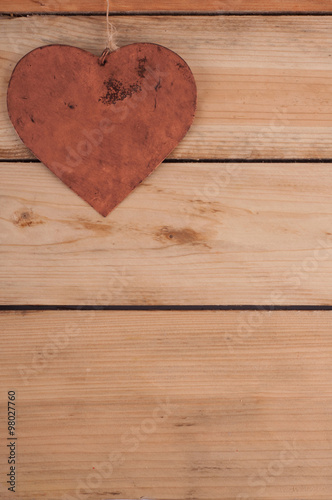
(163, 158, 332, 164)
(2, 158, 332, 164)
(0, 159, 39, 163)
(1, 305, 332, 311)
(3, 12, 332, 17)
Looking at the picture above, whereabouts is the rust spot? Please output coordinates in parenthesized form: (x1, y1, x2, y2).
(155, 78, 161, 91)
(99, 78, 141, 105)
(138, 56, 147, 78)
(13, 210, 45, 228)
(65, 102, 76, 109)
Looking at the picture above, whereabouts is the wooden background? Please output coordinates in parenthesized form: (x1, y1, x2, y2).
(1, 1, 332, 499)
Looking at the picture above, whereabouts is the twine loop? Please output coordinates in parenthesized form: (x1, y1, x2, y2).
(98, 0, 119, 65)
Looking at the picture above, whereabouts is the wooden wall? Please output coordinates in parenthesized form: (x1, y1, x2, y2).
(1, 2, 332, 499)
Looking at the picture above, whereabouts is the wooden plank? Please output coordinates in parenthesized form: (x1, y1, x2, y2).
(0, 310, 331, 499)
(2, 161, 332, 306)
(2, 0, 332, 13)
(2, 16, 332, 160)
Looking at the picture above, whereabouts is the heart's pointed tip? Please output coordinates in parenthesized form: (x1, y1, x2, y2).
(98, 208, 111, 218)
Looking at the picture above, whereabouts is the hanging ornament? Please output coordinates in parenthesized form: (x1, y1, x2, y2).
(7, 1, 197, 216)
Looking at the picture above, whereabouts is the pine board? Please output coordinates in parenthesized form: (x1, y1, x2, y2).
(0, 310, 331, 500)
(2, 0, 332, 13)
(2, 162, 332, 306)
(1, 9, 332, 500)
(2, 16, 332, 160)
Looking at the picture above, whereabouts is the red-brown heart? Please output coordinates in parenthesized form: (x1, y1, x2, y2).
(7, 43, 197, 216)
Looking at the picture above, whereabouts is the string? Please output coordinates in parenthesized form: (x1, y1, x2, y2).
(98, 0, 119, 65)
(105, 0, 119, 52)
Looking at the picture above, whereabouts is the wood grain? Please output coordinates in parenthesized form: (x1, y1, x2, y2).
(2, 16, 332, 160)
(2, 0, 332, 13)
(0, 310, 331, 500)
(2, 161, 332, 306)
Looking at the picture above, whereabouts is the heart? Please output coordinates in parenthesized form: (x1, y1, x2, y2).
(7, 43, 197, 216)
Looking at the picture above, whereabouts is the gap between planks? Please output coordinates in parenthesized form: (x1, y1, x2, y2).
(3, 305, 332, 311)
(4, 12, 332, 16)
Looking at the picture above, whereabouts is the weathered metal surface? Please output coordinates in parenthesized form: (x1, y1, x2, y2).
(7, 43, 197, 216)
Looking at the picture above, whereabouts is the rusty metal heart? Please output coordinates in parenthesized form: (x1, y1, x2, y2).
(7, 44, 197, 216)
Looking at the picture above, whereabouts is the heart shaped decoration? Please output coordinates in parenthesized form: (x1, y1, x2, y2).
(7, 43, 197, 216)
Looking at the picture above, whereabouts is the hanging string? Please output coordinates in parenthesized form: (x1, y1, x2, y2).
(106, 0, 119, 52)
(99, 0, 119, 65)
